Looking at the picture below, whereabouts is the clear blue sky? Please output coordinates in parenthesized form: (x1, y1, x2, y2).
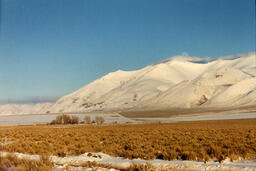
(0, 0, 255, 104)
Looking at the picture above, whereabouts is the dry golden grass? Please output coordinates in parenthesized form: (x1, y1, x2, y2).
(0, 119, 256, 163)
(128, 163, 156, 171)
(0, 154, 53, 171)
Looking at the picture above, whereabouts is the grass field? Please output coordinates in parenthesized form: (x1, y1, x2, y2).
(0, 119, 256, 163)
(0, 154, 53, 171)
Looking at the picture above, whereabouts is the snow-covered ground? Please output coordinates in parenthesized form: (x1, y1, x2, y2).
(0, 113, 135, 126)
(134, 112, 256, 123)
(0, 111, 255, 126)
(0, 151, 255, 171)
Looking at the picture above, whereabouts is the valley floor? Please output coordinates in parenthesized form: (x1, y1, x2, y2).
(119, 105, 256, 118)
(0, 105, 256, 126)
(0, 118, 256, 170)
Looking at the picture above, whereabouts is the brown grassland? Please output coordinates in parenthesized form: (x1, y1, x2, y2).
(0, 154, 53, 171)
(0, 155, 154, 171)
(0, 118, 256, 164)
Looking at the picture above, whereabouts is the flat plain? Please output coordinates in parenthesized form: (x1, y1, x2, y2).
(0, 118, 255, 163)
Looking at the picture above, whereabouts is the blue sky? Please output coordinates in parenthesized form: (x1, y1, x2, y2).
(0, 0, 255, 104)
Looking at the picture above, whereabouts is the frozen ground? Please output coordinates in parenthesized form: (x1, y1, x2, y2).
(0, 113, 135, 126)
(0, 151, 255, 171)
(0, 111, 256, 126)
(134, 112, 256, 123)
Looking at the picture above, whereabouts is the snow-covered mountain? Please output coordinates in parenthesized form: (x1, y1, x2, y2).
(48, 52, 256, 113)
(0, 103, 52, 115)
(1, 52, 255, 115)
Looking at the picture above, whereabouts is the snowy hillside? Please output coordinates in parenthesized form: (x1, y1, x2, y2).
(47, 52, 256, 113)
(0, 103, 52, 115)
(0, 52, 255, 115)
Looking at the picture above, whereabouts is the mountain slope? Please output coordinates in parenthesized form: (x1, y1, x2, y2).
(139, 67, 254, 109)
(0, 52, 254, 115)
(47, 52, 256, 113)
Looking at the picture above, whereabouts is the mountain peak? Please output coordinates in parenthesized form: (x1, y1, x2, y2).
(153, 55, 213, 66)
(46, 52, 255, 113)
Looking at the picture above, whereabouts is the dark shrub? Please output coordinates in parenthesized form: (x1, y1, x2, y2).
(84, 116, 91, 124)
(71, 116, 79, 124)
(95, 116, 104, 125)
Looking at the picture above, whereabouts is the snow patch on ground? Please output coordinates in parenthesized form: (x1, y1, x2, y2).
(1, 151, 255, 171)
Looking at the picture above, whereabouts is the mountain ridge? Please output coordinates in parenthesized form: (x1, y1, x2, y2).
(48, 52, 255, 113)
(0, 52, 255, 115)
